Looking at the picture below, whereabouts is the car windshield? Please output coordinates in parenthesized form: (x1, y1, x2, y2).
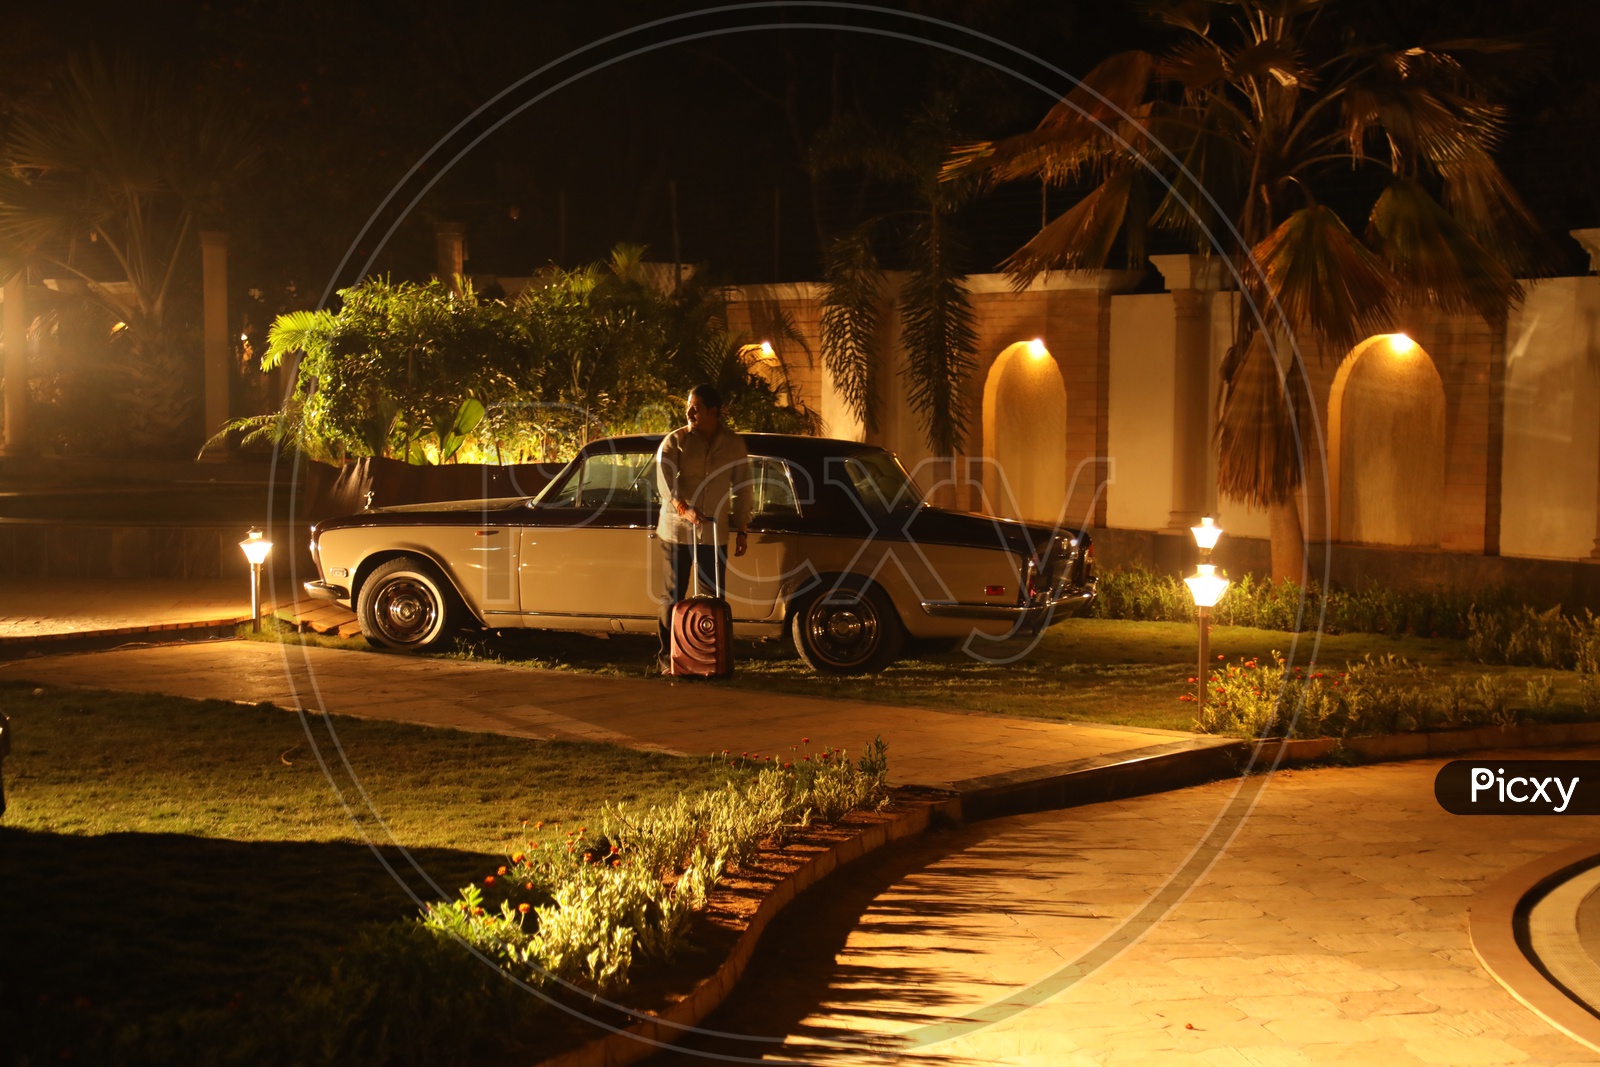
(535, 451, 659, 509)
(841, 450, 924, 513)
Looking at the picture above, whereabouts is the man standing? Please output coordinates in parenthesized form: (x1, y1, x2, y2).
(655, 384, 752, 671)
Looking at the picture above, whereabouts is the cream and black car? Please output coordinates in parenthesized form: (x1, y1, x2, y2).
(306, 434, 1097, 673)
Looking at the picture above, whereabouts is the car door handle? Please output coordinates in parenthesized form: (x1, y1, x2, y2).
(475, 530, 500, 536)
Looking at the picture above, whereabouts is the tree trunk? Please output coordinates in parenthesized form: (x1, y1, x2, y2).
(1269, 498, 1306, 585)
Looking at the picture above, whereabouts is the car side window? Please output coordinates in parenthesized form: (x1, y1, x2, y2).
(541, 453, 659, 510)
(748, 456, 801, 518)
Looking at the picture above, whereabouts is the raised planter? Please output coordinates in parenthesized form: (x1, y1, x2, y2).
(540, 796, 942, 1067)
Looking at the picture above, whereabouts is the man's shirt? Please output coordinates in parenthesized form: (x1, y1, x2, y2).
(655, 426, 753, 544)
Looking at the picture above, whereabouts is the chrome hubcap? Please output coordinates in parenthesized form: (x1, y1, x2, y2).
(375, 578, 437, 643)
(808, 596, 879, 666)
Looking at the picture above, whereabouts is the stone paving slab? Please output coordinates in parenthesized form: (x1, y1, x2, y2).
(657, 749, 1600, 1066)
(0, 639, 1223, 792)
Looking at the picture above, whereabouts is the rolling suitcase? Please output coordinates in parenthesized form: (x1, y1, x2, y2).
(670, 520, 733, 679)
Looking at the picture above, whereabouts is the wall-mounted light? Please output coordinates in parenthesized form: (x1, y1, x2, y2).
(1389, 332, 1417, 356)
(1027, 338, 1048, 359)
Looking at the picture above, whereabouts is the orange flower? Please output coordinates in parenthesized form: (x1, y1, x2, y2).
(534, 821, 544, 830)
(583, 852, 593, 862)
(801, 736, 810, 744)
(612, 859, 622, 867)
(484, 875, 495, 885)
(518, 903, 531, 914)
(512, 853, 525, 863)
(497, 866, 507, 876)
(525, 882, 534, 890)
(472, 907, 485, 916)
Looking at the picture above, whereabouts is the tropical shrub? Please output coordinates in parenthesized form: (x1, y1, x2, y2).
(220, 246, 818, 464)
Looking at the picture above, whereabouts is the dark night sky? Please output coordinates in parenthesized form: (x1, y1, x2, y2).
(4, 0, 1597, 305)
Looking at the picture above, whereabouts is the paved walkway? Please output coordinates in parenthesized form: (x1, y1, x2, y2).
(662, 748, 1600, 1066)
(0, 640, 1213, 792)
(0, 578, 271, 638)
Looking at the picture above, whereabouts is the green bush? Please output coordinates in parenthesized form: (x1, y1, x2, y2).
(1092, 565, 1512, 640)
(1190, 652, 1549, 739)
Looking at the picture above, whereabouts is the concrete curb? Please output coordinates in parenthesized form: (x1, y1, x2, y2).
(1469, 842, 1600, 1054)
(1253, 720, 1600, 768)
(950, 738, 1247, 821)
(0, 617, 253, 647)
(539, 798, 940, 1067)
(0, 621, 252, 660)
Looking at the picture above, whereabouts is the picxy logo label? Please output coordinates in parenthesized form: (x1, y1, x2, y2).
(1435, 760, 1600, 815)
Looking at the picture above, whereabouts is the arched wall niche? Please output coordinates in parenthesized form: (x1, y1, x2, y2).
(981, 340, 1068, 524)
(1327, 333, 1447, 547)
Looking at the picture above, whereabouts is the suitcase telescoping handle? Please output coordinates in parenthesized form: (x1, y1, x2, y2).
(689, 513, 721, 599)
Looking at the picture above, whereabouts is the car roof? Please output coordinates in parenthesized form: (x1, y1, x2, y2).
(579, 432, 885, 462)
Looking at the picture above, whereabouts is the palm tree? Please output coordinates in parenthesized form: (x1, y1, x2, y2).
(818, 101, 981, 456)
(0, 53, 257, 451)
(945, 0, 1539, 579)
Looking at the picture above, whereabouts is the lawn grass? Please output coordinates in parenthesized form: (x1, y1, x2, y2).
(0, 680, 741, 1030)
(248, 616, 1589, 733)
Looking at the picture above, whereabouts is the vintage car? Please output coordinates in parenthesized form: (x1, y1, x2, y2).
(305, 433, 1097, 673)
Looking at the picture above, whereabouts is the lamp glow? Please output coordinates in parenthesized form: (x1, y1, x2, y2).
(1027, 338, 1047, 359)
(1184, 563, 1231, 608)
(759, 340, 774, 359)
(240, 528, 273, 565)
(239, 528, 273, 632)
(1190, 515, 1222, 552)
(1389, 332, 1416, 355)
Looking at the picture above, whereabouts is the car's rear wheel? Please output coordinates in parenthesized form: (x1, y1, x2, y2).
(357, 556, 463, 651)
(791, 580, 903, 674)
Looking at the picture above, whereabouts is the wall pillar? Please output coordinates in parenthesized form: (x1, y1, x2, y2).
(2, 272, 28, 456)
(434, 222, 466, 293)
(1151, 254, 1230, 532)
(200, 231, 230, 455)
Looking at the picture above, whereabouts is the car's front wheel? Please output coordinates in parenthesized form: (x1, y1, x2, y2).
(357, 556, 464, 651)
(791, 581, 903, 674)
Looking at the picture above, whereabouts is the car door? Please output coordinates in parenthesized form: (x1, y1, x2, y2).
(516, 452, 660, 625)
(723, 455, 801, 622)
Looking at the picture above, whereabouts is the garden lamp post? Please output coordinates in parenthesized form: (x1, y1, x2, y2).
(1184, 517, 1229, 714)
(239, 528, 273, 633)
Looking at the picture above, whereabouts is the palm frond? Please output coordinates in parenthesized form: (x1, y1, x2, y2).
(1248, 205, 1396, 352)
(1148, 99, 1249, 250)
(1436, 150, 1547, 275)
(1215, 332, 1309, 507)
(900, 214, 978, 456)
(263, 309, 337, 370)
(1002, 169, 1137, 284)
(941, 52, 1155, 187)
(1367, 178, 1520, 323)
(819, 228, 885, 434)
